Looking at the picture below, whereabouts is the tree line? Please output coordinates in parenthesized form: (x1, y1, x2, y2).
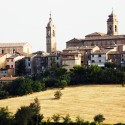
(1, 63, 125, 99)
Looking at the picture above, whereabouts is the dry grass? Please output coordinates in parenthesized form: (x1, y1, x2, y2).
(0, 85, 125, 124)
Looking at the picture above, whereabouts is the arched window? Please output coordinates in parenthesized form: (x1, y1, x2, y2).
(115, 25, 117, 32)
(53, 30, 55, 37)
(109, 25, 112, 31)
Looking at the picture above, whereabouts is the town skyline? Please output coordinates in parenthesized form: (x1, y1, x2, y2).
(0, 0, 125, 52)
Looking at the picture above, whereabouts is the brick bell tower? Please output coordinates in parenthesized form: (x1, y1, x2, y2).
(46, 13, 56, 53)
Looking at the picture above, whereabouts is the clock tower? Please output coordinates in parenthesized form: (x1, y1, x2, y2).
(46, 13, 56, 53)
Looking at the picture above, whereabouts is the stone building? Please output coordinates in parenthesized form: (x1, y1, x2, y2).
(66, 11, 125, 49)
(0, 42, 32, 55)
(61, 52, 81, 71)
(46, 13, 56, 53)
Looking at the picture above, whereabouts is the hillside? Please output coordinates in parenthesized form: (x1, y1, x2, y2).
(0, 85, 125, 124)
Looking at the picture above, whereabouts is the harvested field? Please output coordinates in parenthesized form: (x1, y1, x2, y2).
(0, 85, 125, 124)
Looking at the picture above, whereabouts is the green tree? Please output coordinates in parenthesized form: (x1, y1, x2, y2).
(0, 107, 13, 125)
(8, 77, 33, 96)
(105, 62, 116, 69)
(31, 81, 45, 92)
(28, 98, 44, 125)
(14, 106, 33, 125)
(15, 59, 26, 76)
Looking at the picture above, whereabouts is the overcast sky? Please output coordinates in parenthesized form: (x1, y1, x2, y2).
(0, 0, 125, 52)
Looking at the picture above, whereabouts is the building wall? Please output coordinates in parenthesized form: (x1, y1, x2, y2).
(0, 54, 12, 69)
(90, 54, 107, 67)
(62, 53, 81, 71)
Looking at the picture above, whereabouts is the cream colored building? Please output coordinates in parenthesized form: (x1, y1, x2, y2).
(63, 46, 100, 66)
(0, 54, 12, 69)
(61, 52, 81, 71)
(6, 55, 25, 76)
(0, 42, 32, 54)
(46, 14, 56, 53)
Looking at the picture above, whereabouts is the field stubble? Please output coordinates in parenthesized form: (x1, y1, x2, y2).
(0, 85, 125, 124)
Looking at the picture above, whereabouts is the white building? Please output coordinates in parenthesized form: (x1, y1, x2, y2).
(89, 47, 116, 67)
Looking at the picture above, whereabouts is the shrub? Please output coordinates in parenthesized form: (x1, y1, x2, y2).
(55, 80, 67, 89)
(93, 114, 105, 124)
(31, 81, 45, 92)
(54, 90, 62, 99)
(45, 78, 59, 88)
(52, 114, 61, 123)
(76, 115, 84, 124)
(62, 114, 71, 124)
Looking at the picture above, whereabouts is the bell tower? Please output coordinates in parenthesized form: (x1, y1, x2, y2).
(46, 13, 56, 53)
(107, 10, 118, 35)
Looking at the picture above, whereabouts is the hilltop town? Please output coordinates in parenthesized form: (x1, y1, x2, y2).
(0, 11, 125, 80)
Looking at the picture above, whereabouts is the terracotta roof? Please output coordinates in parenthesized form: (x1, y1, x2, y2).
(85, 32, 106, 37)
(79, 46, 97, 50)
(108, 51, 121, 54)
(63, 47, 79, 51)
(7, 55, 17, 59)
(66, 38, 83, 43)
(0, 77, 17, 81)
(92, 49, 111, 54)
(0, 54, 6, 57)
(0, 42, 28, 47)
(84, 35, 125, 41)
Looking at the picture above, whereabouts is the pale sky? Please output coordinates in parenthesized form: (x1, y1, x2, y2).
(0, 0, 125, 52)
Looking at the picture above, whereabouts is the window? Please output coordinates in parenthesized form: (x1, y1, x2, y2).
(53, 30, 55, 36)
(28, 63, 31, 67)
(11, 59, 13, 62)
(28, 58, 30, 61)
(92, 60, 95, 63)
(122, 59, 124, 61)
(11, 65, 13, 68)
(92, 55, 94, 57)
(7, 59, 9, 62)
(115, 25, 117, 32)
(98, 54, 101, 57)
(99, 60, 101, 63)
(2, 49, 4, 54)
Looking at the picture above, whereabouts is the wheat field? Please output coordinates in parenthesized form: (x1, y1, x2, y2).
(0, 85, 125, 124)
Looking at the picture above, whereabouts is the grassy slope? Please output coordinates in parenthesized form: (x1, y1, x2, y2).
(0, 85, 125, 124)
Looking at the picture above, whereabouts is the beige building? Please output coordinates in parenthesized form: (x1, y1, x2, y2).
(63, 46, 100, 66)
(61, 52, 81, 71)
(6, 55, 25, 76)
(66, 11, 125, 49)
(46, 13, 56, 53)
(0, 42, 32, 55)
(0, 54, 11, 69)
